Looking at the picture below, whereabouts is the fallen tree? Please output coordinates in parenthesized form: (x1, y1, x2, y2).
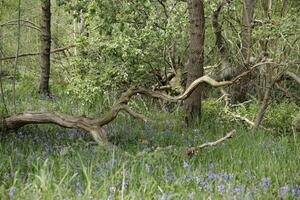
(0, 62, 269, 145)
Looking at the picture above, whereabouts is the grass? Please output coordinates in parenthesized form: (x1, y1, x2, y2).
(0, 83, 299, 199)
(0, 112, 299, 199)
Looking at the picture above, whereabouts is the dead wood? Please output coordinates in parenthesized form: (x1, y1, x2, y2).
(186, 129, 235, 156)
(0, 62, 270, 145)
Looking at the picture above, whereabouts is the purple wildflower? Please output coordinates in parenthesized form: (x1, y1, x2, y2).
(217, 184, 225, 193)
(8, 186, 16, 200)
(220, 172, 232, 181)
(260, 177, 271, 192)
(183, 161, 189, 169)
(234, 185, 245, 196)
(291, 185, 300, 197)
(279, 184, 289, 198)
(75, 188, 81, 197)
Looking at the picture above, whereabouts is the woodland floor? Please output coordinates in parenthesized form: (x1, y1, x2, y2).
(0, 112, 299, 200)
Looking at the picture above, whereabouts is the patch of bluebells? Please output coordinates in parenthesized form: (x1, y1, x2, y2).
(291, 185, 300, 196)
(176, 161, 300, 199)
(278, 184, 300, 199)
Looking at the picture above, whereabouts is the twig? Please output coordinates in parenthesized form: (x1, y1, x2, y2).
(0, 46, 75, 61)
(226, 110, 255, 126)
(186, 129, 235, 156)
(230, 100, 252, 107)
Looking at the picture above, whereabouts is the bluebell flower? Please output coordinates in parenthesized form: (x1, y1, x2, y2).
(183, 161, 189, 169)
(260, 177, 271, 192)
(8, 186, 16, 200)
(291, 185, 300, 197)
(279, 184, 289, 198)
(107, 195, 113, 200)
(217, 184, 225, 193)
(221, 172, 232, 181)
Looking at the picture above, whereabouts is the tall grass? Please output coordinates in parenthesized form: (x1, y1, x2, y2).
(0, 81, 299, 199)
(0, 111, 299, 199)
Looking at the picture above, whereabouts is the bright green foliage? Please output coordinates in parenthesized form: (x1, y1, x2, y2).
(235, 101, 299, 132)
(63, 0, 189, 102)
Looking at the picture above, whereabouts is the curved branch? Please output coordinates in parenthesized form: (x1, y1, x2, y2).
(1, 61, 270, 145)
(96, 61, 268, 128)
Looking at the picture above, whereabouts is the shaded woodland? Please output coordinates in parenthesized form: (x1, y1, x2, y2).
(0, 0, 299, 199)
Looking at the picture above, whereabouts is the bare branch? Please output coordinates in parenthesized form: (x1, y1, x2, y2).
(0, 46, 75, 61)
(285, 71, 300, 85)
(187, 129, 235, 156)
(121, 106, 149, 122)
(226, 110, 255, 126)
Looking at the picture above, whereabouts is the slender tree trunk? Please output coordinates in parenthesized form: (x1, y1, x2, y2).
(240, 0, 255, 64)
(184, 0, 205, 123)
(39, 0, 51, 96)
(232, 0, 255, 102)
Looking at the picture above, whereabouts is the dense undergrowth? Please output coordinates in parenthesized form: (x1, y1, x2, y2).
(1, 90, 300, 199)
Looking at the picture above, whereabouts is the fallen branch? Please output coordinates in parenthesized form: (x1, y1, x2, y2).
(3, 112, 107, 144)
(0, 62, 270, 145)
(285, 71, 300, 85)
(186, 129, 235, 156)
(0, 46, 75, 61)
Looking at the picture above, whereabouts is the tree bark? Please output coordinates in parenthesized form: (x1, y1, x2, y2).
(39, 0, 51, 96)
(184, 0, 205, 123)
(231, 0, 255, 102)
(212, 0, 234, 81)
(240, 0, 255, 64)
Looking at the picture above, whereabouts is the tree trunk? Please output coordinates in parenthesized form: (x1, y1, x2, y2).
(39, 0, 51, 96)
(184, 0, 205, 123)
(232, 0, 255, 102)
(240, 0, 255, 64)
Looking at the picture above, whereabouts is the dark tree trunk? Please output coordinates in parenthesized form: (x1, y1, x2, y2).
(184, 0, 205, 123)
(39, 0, 51, 96)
